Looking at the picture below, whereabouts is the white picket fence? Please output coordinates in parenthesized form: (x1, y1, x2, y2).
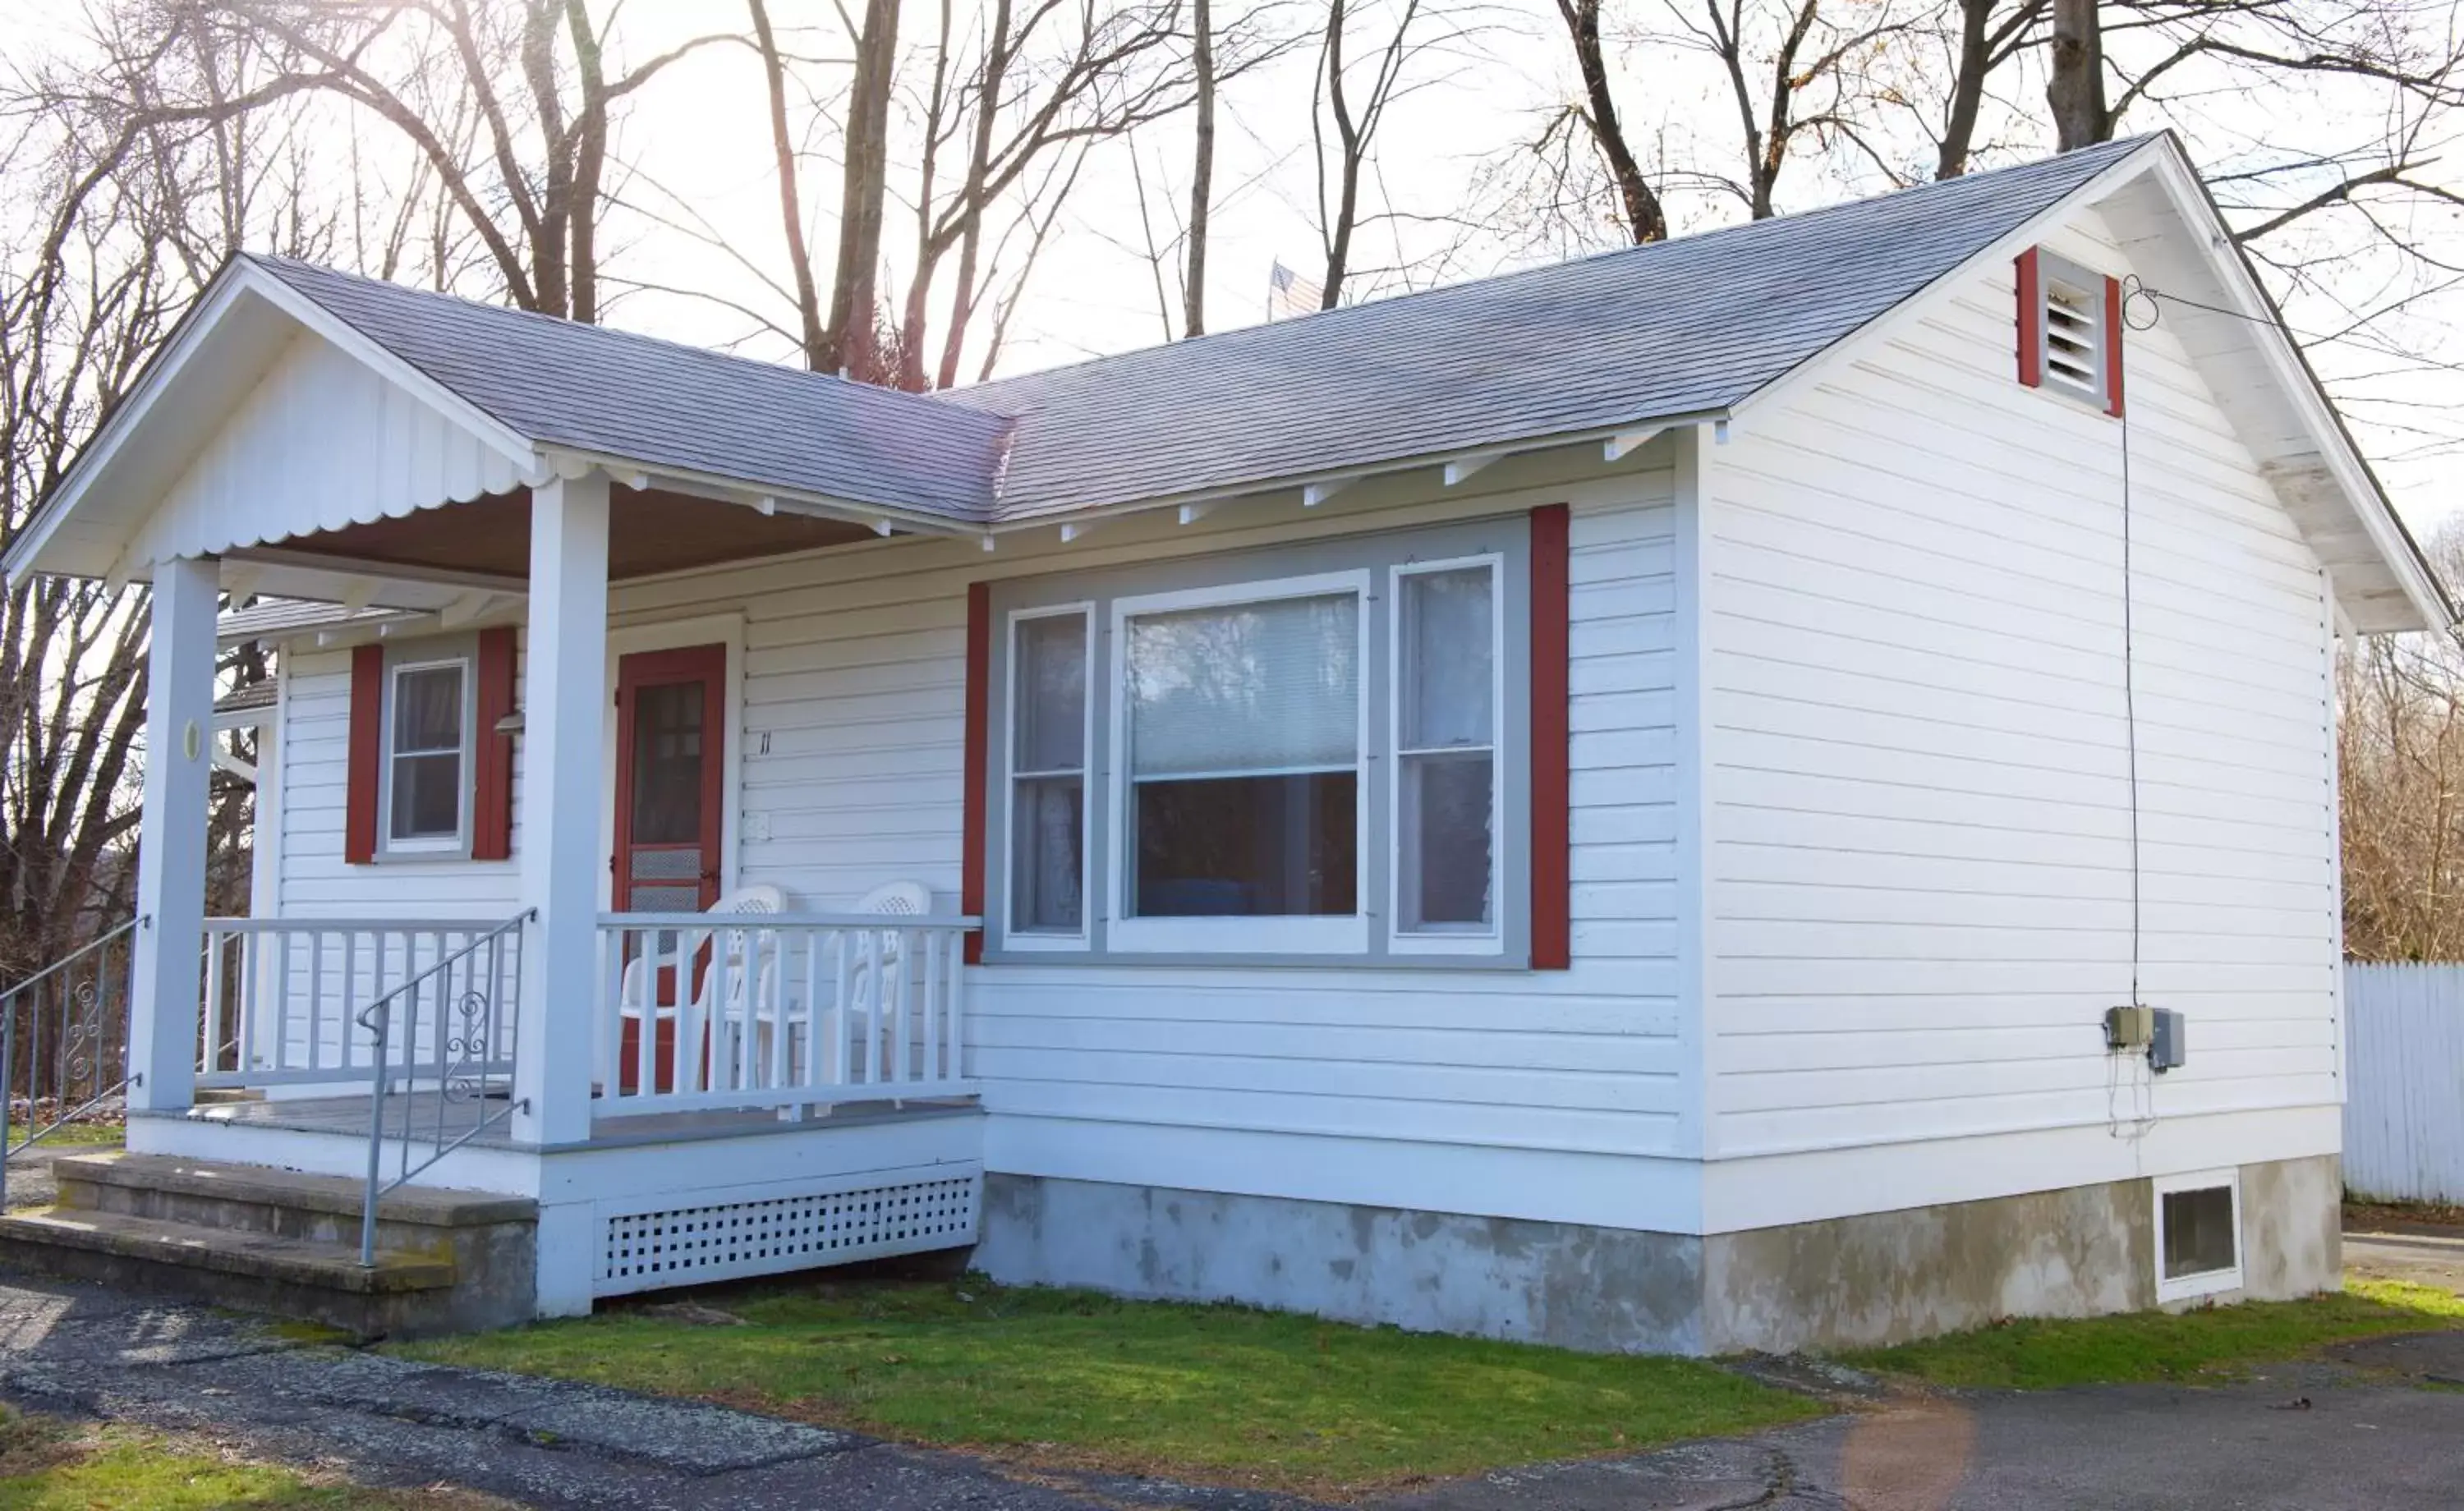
(2345, 962, 2464, 1202)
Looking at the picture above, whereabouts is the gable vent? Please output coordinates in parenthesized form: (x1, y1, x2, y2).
(2016, 246, 2124, 417)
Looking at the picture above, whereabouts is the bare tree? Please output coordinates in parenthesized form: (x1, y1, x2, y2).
(1185, 0, 1218, 333)
(1551, 0, 1669, 240)
(1312, 0, 1478, 305)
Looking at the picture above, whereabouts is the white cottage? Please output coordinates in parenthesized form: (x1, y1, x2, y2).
(2, 132, 2443, 1351)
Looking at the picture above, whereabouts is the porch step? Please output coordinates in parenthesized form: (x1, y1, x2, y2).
(0, 1153, 538, 1339)
(0, 1209, 453, 1293)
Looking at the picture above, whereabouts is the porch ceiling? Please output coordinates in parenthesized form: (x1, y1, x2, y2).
(255, 485, 875, 584)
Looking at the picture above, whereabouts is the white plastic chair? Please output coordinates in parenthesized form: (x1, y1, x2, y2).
(611, 884, 787, 1090)
(834, 880, 932, 1082)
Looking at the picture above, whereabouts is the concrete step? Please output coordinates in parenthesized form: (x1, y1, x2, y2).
(53, 1152, 533, 1255)
(2, 1153, 540, 1338)
(0, 1206, 467, 1338)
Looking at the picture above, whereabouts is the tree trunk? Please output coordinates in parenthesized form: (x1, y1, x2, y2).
(824, 0, 902, 378)
(563, 0, 609, 324)
(1557, 0, 1666, 241)
(1184, 0, 1216, 333)
(747, 0, 827, 367)
(2047, 0, 2107, 151)
(1937, 0, 1993, 177)
(1319, 0, 1359, 309)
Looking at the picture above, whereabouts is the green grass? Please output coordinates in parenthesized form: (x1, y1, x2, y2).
(1841, 1278, 2464, 1389)
(10, 1122, 122, 1150)
(0, 1408, 502, 1509)
(391, 1279, 1821, 1493)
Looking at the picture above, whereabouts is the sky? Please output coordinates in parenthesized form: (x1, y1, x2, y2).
(5, 0, 2460, 539)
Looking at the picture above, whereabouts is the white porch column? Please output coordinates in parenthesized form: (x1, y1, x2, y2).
(513, 472, 609, 1152)
(127, 556, 218, 1114)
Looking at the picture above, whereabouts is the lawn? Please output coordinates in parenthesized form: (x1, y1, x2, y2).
(0, 1408, 503, 1509)
(390, 1279, 1823, 1495)
(1840, 1278, 2464, 1389)
(6, 1121, 122, 1150)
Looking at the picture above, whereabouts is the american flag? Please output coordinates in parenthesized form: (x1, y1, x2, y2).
(1267, 260, 1324, 321)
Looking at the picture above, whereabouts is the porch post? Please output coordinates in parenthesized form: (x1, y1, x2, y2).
(512, 472, 609, 1150)
(127, 555, 218, 1114)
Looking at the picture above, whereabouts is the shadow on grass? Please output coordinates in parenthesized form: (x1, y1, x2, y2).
(1837, 1278, 2464, 1390)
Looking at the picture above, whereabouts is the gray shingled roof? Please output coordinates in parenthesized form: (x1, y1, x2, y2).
(251, 258, 1010, 519)
(247, 139, 2150, 526)
(946, 138, 2153, 517)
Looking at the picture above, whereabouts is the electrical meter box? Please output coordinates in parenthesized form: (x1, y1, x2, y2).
(2104, 1005, 2154, 1050)
(2149, 1009, 2186, 1073)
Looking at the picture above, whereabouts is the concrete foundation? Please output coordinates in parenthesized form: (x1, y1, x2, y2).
(974, 1154, 2343, 1355)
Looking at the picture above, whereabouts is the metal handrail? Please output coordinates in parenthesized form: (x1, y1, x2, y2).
(0, 916, 145, 1210)
(0, 916, 145, 1004)
(358, 910, 531, 1266)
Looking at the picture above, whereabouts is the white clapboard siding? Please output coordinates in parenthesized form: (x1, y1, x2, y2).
(2345, 963, 2464, 1203)
(263, 453, 1692, 1223)
(1703, 202, 2341, 1164)
(275, 644, 523, 919)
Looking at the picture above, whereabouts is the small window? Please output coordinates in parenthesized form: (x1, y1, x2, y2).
(384, 658, 471, 852)
(1394, 559, 1501, 944)
(1009, 608, 1091, 938)
(2154, 1170, 2242, 1303)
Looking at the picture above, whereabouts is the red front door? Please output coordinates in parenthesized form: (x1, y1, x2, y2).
(613, 645, 727, 1091)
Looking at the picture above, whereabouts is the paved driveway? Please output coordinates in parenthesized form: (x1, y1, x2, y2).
(5, 1270, 2464, 1509)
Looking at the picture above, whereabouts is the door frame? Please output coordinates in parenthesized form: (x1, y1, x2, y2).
(600, 613, 747, 909)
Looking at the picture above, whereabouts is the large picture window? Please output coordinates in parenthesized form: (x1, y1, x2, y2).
(986, 517, 1531, 964)
(1116, 576, 1367, 952)
(383, 657, 472, 852)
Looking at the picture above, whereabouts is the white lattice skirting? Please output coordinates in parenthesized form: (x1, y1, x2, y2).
(595, 1166, 982, 1297)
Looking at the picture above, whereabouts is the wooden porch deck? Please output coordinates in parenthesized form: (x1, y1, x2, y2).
(182, 1090, 979, 1150)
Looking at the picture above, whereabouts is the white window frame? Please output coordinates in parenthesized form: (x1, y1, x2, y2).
(1389, 553, 1506, 954)
(1004, 602, 1096, 949)
(379, 654, 476, 857)
(2153, 1168, 2243, 1304)
(1105, 568, 1372, 956)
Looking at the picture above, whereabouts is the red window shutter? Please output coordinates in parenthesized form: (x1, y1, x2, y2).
(345, 643, 384, 864)
(1529, 503, 1572, 971)
(961, 581, 991, 965)
(2015, 246, 2043, 388)
(471, 626, 517, 861)
(2103, 273, 2126, 418)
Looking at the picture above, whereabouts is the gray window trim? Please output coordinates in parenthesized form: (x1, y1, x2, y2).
(373, 634, 479, 863)
(982, 514, 1533, 970)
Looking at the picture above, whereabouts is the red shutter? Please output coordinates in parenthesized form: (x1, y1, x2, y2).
(2016, 246, 2043, 389)
(2103, 273, 2126, 418)
(345, 643, 384, 864)
(471, 626, 517, 861)
(1529, 503, 1572, 971)
(961, 581, 991, 965)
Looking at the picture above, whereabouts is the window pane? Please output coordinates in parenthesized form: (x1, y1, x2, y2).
(390, 751, 462, 840)
(1011, 776, 1084, 931)
(1132, 772, 1356, 917)
(1015, 614, 1087, 773)
(1127, 594, 1358, 777)
(2163, 1187, 2237, 1279)
(628, 682, 706, 846)
(393, 666, 463, 754)
(1401, 751, 1494, 930)
(1400, 567, 1493, 751)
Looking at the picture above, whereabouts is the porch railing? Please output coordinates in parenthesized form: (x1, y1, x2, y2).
(355, 912, 530, 1265)
(0, 916, 143, 1210)
(198, 917, 524, 1089)
(595, 912, 977, 1120)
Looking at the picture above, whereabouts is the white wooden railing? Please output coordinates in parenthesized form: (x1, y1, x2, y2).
(595, 912, 977, 1120)
(196, 917, 525, 1090)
